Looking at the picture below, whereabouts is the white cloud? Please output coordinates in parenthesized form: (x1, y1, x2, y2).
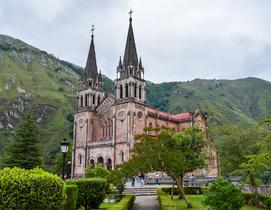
(1, 0, 271, 82)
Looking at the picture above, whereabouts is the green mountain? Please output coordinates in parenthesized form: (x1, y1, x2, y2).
(146, 78, 271, 126)
(0, 34, 271, 170)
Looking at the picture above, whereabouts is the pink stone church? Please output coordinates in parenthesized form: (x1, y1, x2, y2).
(71, 16, 218, 178)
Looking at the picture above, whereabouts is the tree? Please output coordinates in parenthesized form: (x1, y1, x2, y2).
(111, 126, 206, 208)
(84, 164, 109, 178)
(238, 138, 271, 206)
(202, 178, 243, 210)
(3, 112, 42, 169)
(210, 125, 266, 175)
(211, 124, 271, 205)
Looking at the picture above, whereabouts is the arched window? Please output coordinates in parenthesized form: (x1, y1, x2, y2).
(80, 95, 83, 107)
(120, 85, 123, 99)
(89, 159, 95, 166)
(106, 158, 112, 170)
(149, 122, 153, 128)
(98, 95, 100, 104)
(97, 156, 104, 165)
(85, 94, 88, 106)
(93, 94, 96, 105)
(139, 85, 142, 99)
(125, 84, 129, 98)
(134, 84, 137, 98)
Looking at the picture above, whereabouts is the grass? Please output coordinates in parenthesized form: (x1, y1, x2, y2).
(173, 195, 266, 210)
(99, 202, 116, 209)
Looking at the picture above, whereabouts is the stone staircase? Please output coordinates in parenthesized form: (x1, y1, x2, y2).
(123, 186, 158, 196)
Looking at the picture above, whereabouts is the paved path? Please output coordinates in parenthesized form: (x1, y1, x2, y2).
(132, 196, 159, 210)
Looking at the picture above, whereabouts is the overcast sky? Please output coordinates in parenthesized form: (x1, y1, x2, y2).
(1, 0, 271, 83)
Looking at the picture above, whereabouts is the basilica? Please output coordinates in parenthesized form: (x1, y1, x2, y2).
(71, 15, 218, 178)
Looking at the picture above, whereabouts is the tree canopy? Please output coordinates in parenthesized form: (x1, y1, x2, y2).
(111, 126, 206, 208)
(3, 112, 42, 169)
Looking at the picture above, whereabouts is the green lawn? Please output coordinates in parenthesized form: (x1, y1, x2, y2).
(174, 195, 265, 210)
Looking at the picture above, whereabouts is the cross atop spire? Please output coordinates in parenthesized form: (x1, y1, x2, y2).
(91, 25, 95, 37)
(122, 10, 138, 73)
(128, 9, 133, 22)
(84, 27, 98, 81)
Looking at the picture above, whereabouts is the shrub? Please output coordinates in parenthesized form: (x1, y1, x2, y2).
(76, 178, 109, 209)
(84, 163, 109, 178)
(157, 188, 176, 210)
(0, 167, 64, 210)
(108, 195, 135, 210)
(243, 192, 271, 209)
(202, 178, 243, 210)
(63, 184, 78, 210)
(161, 186, 207, 195)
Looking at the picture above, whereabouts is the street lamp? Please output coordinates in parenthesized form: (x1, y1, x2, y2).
(60, 138, 69, 180)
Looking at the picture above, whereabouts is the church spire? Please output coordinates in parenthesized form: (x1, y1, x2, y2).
(123, 9, 138, 72)
(85, 25, 98, 80)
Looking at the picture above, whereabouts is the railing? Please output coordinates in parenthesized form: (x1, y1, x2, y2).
(145, 175, 240, 186)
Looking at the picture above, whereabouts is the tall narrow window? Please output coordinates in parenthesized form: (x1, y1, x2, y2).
(85, 94, 88, 106)
(121, 151, 124, 162)
(80, 95, 83, 107)
(105, 121, 107, 137)
(120, 85, 123, 99)
(98, 95, 100, 104)
(111, 120, 113, 137)
(93, 94, 96, 105)
(149, 122, 153, 128)
(134, 84, 137, 98)
(125, 84, 129, 98)
(108, 120, 111, 137)
(139, 85, 142, 99)
(78, 154, 82, 165)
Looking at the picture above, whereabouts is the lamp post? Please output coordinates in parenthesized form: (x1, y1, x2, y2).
(60, 138, 69, 180)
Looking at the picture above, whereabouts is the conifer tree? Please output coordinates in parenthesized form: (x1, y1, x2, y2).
(3, 112, 42, 169)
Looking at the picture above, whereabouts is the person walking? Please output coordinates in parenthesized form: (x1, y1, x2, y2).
(155, 173, 160, 186)
(131, 176, 135, 187)
(140, 173, 145, 187)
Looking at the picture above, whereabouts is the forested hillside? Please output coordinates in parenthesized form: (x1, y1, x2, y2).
(0, 34, 271, 170)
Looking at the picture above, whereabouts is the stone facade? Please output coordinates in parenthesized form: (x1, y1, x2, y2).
(71, 16, 218, 178)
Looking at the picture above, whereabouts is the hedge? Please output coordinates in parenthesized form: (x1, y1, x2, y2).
(0, 167, 64, 210)
(108, 195, 136, 210)
(63, 184, 78, 210)
(76, 178, 109, 209)
(162, 186, 207, 195)
(157, 188, 176, 210)
(243, 192, 271, 209)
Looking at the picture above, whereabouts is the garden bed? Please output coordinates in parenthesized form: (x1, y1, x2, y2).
(158, 194, 267, 210)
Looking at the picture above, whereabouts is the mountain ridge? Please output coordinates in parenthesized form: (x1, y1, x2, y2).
(1, 34, 271, 170)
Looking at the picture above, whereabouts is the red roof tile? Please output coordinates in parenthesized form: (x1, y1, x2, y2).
(146, 107, 192, 120)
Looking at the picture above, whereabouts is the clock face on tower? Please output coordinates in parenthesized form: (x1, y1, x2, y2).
(137, 111, 143, 120)
(79, 119, 85, 128)
(118, 111, 126, 121)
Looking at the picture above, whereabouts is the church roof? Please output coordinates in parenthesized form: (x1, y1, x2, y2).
(85, 34, 98, 79)
(146, 107, 193, 121)
(123, 17, 138, 70)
